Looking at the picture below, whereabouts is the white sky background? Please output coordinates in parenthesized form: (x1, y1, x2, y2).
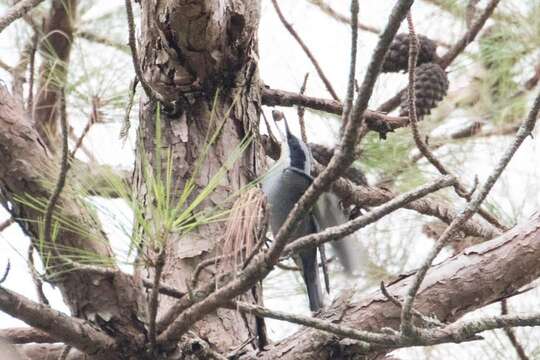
(1, 1, 540, 359)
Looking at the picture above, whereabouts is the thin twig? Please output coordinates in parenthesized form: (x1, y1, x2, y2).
(191, 254, 228, 288)
(400, 87, 540, 336)
(271, 0, 339, 101)
(124, 0, 158, 103)
(228, 300, 391, 346)
(58, 345, 72, 360)
(0, 326, 55, 344)
(284, 175, 456, 255)
(28, 244, 49, 306)
(43, 88, 70, 249)
(70, 98, 98, 159)
(298, 73, 309, 143)
(68, 126, 97, 163)
(120, 77, 138, 141)
(0, 218, 14, 232)
(306, 0, 379, 34)
(26, 32, 38, 113)
(341, 0, 359, 130)
(141, 277, 185, 299)
(309, 160, 499, 239)
(241, 235, 266, 270)
(306, 0, 451, 49)
(0, 260, 10, 284)
(405, 12, 506, 232)
(438, 0, 501, 69)
(501, 300, 530, 360)
(0, 0, 45, 34)
(148, 248, 166, 352)
(380, 281, 443, 328)
(39, 90, 104, 274)
(0, 58, 13, 73)
(277, 256, 334, 271)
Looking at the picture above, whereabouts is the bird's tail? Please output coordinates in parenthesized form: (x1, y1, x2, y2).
(299, 247, 324, 312)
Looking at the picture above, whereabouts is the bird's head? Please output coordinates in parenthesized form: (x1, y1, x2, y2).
(281, 117, 312, 174)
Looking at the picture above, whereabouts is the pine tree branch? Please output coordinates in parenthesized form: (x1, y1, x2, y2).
(0, 286, 116, 356)
(0, 0, 44, 34)
(400, 85, 540, 335)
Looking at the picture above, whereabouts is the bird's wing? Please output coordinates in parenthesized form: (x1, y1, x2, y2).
(313, 192, 363, 275)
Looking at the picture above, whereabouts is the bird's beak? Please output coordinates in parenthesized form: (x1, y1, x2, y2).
(283, 116, 291, 138)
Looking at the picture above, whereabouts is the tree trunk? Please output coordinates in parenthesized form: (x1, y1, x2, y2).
(134, 0, 264, 353)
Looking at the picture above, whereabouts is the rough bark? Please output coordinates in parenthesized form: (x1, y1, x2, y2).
(10, 213, 540, 360)
(134, 0, 264, 354)
(0, 84, 145, 358)
(244, 213, 540, 359)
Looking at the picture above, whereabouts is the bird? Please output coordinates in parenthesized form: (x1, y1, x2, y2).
(261, 117, 325, 311)
(313, 191, 361, 276)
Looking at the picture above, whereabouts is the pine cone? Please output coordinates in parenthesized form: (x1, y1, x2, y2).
(399, 63, 449, 118)
(382, 33, 437, 73)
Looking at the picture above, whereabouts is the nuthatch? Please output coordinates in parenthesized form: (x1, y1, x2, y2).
(262, 117, 360, 311)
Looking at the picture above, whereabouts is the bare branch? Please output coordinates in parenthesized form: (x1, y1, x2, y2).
(311, 162, 500, 239)
(271, 0, 339, 101)
(465, 0, 481, 29)
(0, 286, 116, 355)
(0, 0, 44, 34)
(438, 0, 501, 68)
(120, 77, 138, 141)
(0, 260, 10, 284)
(26, 33, 38, 112)
(0, 218, 14, 232)
(229, 301, 392, 347)
(27, 245, 49, 306)
(501, 300, 530, 360)
(245, 214, 540, 359)
(284, 175, 457, 256)
(124, 0, 161, 104)
(400, 86, 540, 335)
(0, 327, 55, 344)
(42, 88, 69, 249)
(306, 0, 451, 48)
(148, 248, 166, 352)
(306, 0, 379, 34)
(405, 14, 507, 231)
(69, 96, 101, 158)
(341, 0, 359, 129)
(59, 345, 72, 360)
(261, 86, 408, 132)
(298, 73, 309, 143)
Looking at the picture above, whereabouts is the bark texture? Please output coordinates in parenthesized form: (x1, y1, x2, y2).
(0, 84, 144, 359)
(245, 214, 540, 359)
(134, 0, 264, 354)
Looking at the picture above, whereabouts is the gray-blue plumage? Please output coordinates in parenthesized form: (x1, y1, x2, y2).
(262, 120, 363, 311)
(262, 123, 324, 311)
